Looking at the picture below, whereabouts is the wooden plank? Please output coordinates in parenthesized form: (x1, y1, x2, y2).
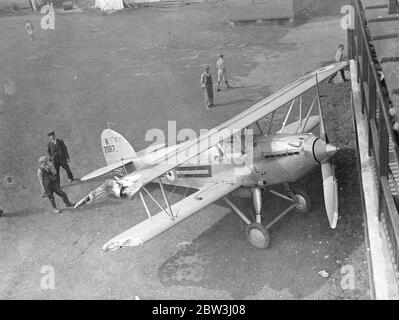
(368, 15, 399, 23)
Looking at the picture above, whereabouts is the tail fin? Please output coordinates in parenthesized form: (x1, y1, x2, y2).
(101, 129, 137, 165)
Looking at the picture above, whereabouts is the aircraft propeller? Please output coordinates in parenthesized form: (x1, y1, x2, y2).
(315, 74, 339, 229)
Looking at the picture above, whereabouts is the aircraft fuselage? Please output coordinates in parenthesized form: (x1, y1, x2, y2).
(156, 133, 334, 190)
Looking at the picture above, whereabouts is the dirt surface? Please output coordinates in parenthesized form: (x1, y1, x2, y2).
(0, 3, 370, 299)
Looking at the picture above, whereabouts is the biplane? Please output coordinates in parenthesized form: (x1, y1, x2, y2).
(75, 62, 347, 252)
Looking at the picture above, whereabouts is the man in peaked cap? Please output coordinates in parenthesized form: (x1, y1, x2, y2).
(38, 156, 74, 214)
(47, 131, 74, 186)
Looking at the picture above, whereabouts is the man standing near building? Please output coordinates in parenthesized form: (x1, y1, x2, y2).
(38, 156, 74, 214)
(328, 44, 349, 83)
(201, 66, 214, 109)
(216, 54, 232, 91)
(47, 131, 74, 186)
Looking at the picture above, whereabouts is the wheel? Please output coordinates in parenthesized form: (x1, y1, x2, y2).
(292, 189, 311, 214)
(245, 223, 270, 249)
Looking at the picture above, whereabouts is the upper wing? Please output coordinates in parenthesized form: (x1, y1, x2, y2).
(75, 62, 347, 207)
(119, 62, 347, 183)
(101, 180, 240, 252)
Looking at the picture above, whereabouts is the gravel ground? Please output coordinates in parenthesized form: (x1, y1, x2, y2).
(0, 2, 370, 299)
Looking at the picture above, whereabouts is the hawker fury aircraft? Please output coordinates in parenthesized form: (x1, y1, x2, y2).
(75, 62, 347, 252)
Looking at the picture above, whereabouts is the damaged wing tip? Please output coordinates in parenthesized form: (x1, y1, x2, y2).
(74, 196, 90, 209)
(101, 238, 144, 253)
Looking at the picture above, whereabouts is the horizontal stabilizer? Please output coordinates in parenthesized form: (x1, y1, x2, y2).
(81, 160, 133, 181)
(102, 181, 239, 252)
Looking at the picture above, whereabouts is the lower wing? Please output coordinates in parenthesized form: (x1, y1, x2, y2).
(102, 181, 240, 252)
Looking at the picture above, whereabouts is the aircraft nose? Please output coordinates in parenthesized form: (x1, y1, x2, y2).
(326, 144, 338, 158)
(313, 139, 338, 163)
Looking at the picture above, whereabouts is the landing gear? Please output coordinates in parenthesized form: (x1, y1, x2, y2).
(224, 183, 312, 250)
(292, 189, 311, 214)
(245, 223, 270, 249)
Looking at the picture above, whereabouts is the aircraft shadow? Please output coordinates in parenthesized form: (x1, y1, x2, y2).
(60, 174, 124, 190)
(217, 85, 251, 90)
(211, 98, 253, 109)
(2, 207, 45, 218)
(73, 196, 124, 213)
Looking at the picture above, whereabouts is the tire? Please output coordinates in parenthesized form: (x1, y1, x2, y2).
(245, 223, 270, 249)
(292, 189, 311, 214)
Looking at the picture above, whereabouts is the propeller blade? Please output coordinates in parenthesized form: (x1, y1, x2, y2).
(321, 161, 338, 229)
(315, 74, 338, 228)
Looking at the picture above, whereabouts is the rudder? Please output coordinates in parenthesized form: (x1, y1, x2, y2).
(101, 129, 137, 165)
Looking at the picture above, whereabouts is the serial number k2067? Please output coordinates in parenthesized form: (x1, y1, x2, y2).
(103, 145, 115, 153)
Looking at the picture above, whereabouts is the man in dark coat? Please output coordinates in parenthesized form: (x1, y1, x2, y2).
(47, 131, 74, 186)
(38, 156, 74, 214)
(200, 66, 214, 109)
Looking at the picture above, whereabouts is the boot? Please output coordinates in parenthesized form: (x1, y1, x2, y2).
(61, 193, 74, 208)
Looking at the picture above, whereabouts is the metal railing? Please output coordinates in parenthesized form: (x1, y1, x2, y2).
(348, 0, 399, 279)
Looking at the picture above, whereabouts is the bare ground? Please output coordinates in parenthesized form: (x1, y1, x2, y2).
(0, 3, 369, 299)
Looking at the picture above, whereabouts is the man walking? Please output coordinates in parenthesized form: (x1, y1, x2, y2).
(25, 20, 34, 41)
(201, 66, 214, 109)
(38, 156, 74, 214)
(216, 54, 231, 91)
(47, 131, 74, 186)
(328, 44, 349, 83)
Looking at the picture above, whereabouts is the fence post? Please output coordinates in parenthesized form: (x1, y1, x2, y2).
(347, 29, 354, 60)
